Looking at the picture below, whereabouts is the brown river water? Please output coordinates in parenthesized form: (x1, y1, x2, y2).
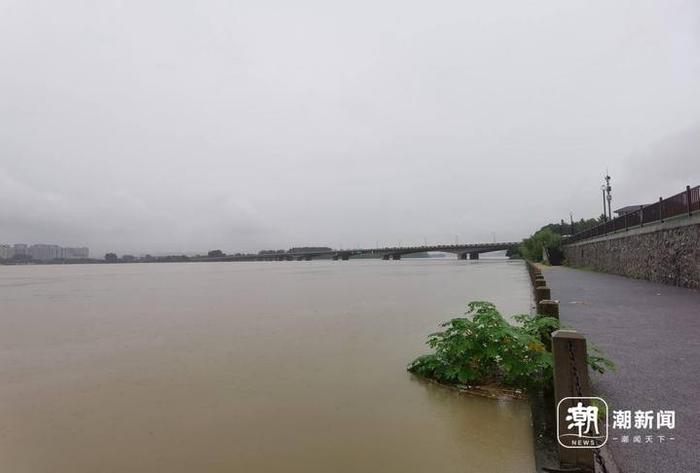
(0, 258, 535, 472)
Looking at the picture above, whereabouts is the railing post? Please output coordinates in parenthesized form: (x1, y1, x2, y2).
(534, 277, 546, 288)
(624, 211, 628, 231)
(552, 330, 594, 471)
(537, 299, 559, 319)
(640, 205, 644, 227)
(687, 185, 692, 217)
(536, 300, 558, 352)
(535, 286, 551, 304)
(659, 196, 664, 222)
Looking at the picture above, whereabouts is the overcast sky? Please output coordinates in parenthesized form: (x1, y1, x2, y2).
(1, 0, 699, 255)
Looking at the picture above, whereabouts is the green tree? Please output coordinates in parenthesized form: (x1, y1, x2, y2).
(519, 228, 561, 262)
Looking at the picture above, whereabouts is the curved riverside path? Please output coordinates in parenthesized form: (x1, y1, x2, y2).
(542, 265, 700, 473)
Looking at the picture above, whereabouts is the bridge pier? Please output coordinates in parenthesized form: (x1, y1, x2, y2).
(332, 255, 339, 261)
(382, 254, 391, 260)
(458, 253, 467, 260)
(304, 255, 312, 261)
(392, 254, 401, 260)
(469, 252, 479, 260)
(341, 254, 349, 261)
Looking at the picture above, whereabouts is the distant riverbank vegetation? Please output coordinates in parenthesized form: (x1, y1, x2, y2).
(517, 217, 603, 263)
(408, 302, 612, 393)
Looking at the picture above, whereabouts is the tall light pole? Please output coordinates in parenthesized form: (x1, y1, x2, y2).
(570, 211, 575, 234)
(600, 184, 607, 221)
(605, 173, 612, 220)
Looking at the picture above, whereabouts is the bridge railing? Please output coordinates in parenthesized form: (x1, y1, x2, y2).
(567, 185, 700, 243)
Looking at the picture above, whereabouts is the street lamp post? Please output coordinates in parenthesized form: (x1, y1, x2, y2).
(601, 184, 607, 221)
(570, 212, 574, 234)
(605, 174, 612, 220)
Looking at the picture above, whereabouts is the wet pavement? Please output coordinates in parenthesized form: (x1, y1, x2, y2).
(542, 266, 700, 473)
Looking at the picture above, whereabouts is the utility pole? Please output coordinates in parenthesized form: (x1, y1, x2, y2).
(600, 184, 607, 221)
(605, 172, 612, 220)
(570, 212, 574, 234)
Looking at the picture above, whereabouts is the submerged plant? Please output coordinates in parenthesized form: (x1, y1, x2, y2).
(408, 301, 612, 390)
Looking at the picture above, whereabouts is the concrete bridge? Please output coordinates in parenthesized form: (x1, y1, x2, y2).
(222, 242, 519, 262)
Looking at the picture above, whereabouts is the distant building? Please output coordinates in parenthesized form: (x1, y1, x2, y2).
(0, 244, 13, 260)
(614, 204, 653, 217)
(64, 247, 89, 259)
(258, 249, 287, 255)
(3, 243, 89, 262)
(28, 244, 63, 261)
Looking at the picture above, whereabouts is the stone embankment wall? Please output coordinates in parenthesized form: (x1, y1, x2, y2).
(563, 215, 700, 289)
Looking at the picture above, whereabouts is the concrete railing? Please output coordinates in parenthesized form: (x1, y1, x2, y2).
(525, 260, 600, 471)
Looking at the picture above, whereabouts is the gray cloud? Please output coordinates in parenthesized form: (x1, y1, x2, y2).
(1, 0, 699, 254)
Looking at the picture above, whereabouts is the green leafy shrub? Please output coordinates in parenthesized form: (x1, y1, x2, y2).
(408, 301, 612, 390)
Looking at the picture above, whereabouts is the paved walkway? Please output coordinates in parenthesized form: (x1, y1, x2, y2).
(542, 266, 700, 473)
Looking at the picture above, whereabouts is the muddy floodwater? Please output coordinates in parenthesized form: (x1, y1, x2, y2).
(0, 259, 536, 472)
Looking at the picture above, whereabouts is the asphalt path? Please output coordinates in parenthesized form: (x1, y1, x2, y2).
(542, 266, 700, 473)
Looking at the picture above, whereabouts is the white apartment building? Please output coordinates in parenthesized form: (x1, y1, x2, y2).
(0, 244, 13, 260)
(2, 243, 90, 261)
(28, 244, 63, 261)
(64, 247, 89, 259)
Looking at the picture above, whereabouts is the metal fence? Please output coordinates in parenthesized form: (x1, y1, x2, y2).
(567, 185, 700, 243)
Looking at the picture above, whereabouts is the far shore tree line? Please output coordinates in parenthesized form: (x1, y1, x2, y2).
(97, 246, 336, 263)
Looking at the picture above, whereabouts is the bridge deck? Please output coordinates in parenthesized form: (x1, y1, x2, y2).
(238, 242, 519, 260)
